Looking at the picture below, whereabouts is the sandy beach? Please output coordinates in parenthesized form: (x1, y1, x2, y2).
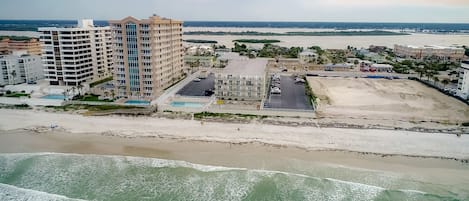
(0, 109, 468, 159)
(1, 109, 469, 199)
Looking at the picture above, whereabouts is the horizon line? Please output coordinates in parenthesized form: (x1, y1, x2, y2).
(0, 18, 469, 24)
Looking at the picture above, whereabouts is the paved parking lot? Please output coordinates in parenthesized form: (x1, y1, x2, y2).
(177, 74, 215, 96)
(264, 75, 313, 110)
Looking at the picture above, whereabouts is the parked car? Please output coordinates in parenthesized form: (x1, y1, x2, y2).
(271, 87, 281, 94)
(193, 78, 201, 82)
(272, 83, 281, 88)
(295, 78, 305, 83)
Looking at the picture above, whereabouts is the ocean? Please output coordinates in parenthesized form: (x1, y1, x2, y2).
(1, 20, 469, 32)
(0, 153, 465, 201)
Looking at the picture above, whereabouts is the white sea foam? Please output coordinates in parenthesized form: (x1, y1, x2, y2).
(0, 152, 434, 200)
(0, 183, 87, 201)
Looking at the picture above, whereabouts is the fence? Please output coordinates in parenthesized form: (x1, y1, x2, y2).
(409, 77, 469, 105)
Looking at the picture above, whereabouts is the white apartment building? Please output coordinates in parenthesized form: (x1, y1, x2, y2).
(457, 62, 469, 100)
(38, 19, 113, 86)
(394, 44, 465, 62)
(0, 51, 44, 86)
(214, 58, 268, 101)
(109, 15, 184, 99)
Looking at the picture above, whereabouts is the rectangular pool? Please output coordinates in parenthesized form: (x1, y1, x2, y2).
(124, 100, 150, 105)
(41, 94, 65, 100)
(170, 101, 204, 108)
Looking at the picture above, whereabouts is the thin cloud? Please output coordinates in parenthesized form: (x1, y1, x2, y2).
(318, 0, 469, 6)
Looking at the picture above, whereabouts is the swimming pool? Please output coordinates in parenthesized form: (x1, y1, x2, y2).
(41, 94, 65, 100)
(124, 100, 150, 105)
(170, 101, 204, 108)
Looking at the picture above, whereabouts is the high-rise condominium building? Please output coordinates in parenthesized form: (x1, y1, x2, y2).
(109, 15, 184, 99)
(38, 19, 113, 86)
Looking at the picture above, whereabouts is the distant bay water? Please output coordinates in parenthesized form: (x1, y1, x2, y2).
(1, 20, 469, 32)
(1, 20, 469, 49)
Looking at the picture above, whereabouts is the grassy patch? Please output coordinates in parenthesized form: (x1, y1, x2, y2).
(89, 77, 113, 88)
(0, 103, 32, 110)
(0, 35, 33, 41)
(183, 39, 218, 44)
(4, 93, 29, 98)
(74, 94, 113, 102)
(194, 112, 262, 120)
(303, 78, 317, 105)
(46, 104, 139, 112)
(233, 39, 281, 44)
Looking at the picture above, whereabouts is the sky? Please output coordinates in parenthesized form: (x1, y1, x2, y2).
(0, 0, 468, 23)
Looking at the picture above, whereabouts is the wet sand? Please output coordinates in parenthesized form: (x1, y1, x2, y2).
(1, 129, 469, 190)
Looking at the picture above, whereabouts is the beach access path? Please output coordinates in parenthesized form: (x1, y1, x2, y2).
(0, 109, 468, 159)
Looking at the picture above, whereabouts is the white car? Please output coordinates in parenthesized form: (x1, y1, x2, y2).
(295, 78, 305, 83)
(193, 78, 201, 82)
(271, 87, 281, 94)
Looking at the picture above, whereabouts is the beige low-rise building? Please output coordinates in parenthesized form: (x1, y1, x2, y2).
(0, 37, 42, 56)
(394, 44, 465, 62)
(214, 58, 267, 101)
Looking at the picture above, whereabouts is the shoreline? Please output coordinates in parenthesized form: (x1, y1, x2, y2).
(1, 129, 469, 193)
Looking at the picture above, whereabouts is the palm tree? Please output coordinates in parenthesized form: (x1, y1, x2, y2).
(62, 90, 68, 101)
(425, 70, 436, 81)
(10, 70, 17, 84)
(442, 79, 450, 89)
(432, 76, 440, 86)
(71, 87, 76, 98)
(416, 67, 425, 79)
(77, 84, 83, 96)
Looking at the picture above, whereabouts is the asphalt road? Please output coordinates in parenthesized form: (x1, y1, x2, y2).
(265, 75, 313, 110)
(176, 74, 215, 96)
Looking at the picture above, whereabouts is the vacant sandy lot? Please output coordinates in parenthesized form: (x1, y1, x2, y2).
(307, 77, 469, 123)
